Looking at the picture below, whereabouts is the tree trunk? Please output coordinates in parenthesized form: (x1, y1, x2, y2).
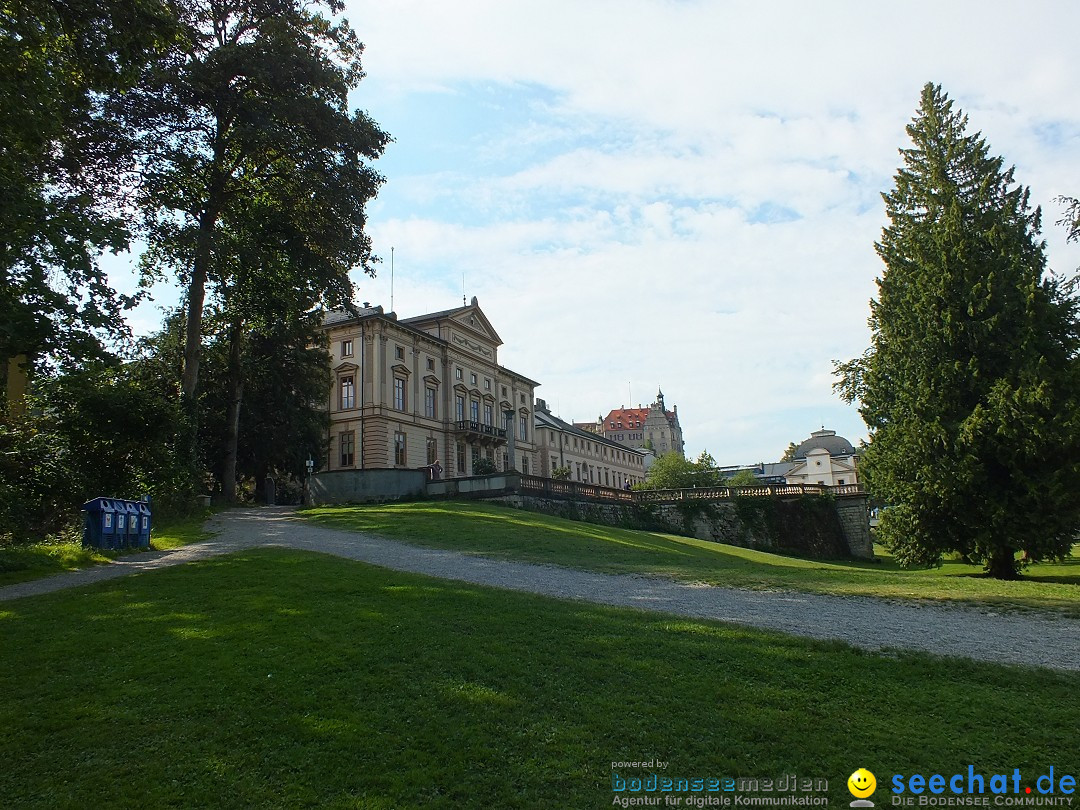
(221, 319, 245, 503)
(986, 546, 1020, 580)
(181, 180, 224, 402)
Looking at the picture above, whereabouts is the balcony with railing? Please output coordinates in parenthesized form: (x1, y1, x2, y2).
(453, 420, 507, 445)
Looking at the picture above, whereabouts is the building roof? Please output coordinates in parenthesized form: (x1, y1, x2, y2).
(324, 304, 383, 325)
(536, 401, 646, 456)
(793, 429, 855, 459)
(400, 295, 503, 346)
(322, 300, 538, 387)
(602, 406, 678, 430)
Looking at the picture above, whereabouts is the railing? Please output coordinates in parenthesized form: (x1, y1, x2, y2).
(453, 420, 507, 440)
(516, 475, 864, 504)
(518, 475, 636, 503)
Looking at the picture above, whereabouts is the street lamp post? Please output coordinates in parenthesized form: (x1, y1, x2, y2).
(305, 456, 315, 506)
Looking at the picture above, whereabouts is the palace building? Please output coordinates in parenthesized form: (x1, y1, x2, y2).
(535, 399, 647, 489)
(322, 298, 539, 478)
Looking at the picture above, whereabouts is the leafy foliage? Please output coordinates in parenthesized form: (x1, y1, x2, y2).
(472, 458, 497, 476)
(1056, 195, 1080, 245)
(0, 361, 196, 542)
(726, 469, 759, 487)
(835, 84, 1080, 579)
(197, 314, 329, 500)
(0, 0, 175, 374)
(643, 451, 720, 489)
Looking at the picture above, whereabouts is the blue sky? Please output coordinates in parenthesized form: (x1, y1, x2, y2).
(115, 0, 1080, 464)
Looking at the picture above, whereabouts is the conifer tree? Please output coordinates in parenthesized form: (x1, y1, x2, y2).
(835, 83, 1080, 579)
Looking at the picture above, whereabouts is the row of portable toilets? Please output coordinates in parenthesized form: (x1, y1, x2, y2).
(82, 497, 152, 550)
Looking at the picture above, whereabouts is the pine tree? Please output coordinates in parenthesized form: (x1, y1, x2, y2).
(835, 83, 1080, 579)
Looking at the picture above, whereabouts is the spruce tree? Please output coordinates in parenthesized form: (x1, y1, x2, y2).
(835, 83, 1080, 579)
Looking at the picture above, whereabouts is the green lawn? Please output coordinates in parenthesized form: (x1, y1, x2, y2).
(0, 548, 1075, 809)
(303, 502, 1080, 616)
(0, 509, 214, 587)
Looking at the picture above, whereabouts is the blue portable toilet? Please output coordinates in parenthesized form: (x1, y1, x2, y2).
(82, 498, 118, 549)
(122, 501, 140, 548)
(136, 500, 152, 548)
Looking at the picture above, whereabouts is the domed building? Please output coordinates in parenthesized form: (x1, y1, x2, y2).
(783, 428, 859, 487)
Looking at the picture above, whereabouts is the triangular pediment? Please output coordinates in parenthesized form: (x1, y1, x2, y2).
(448, 303, 502, 345)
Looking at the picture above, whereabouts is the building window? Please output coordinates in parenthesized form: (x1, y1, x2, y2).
(519, 393, 526, 404)
(425, 386, 437, 419)
(456, 395, 465, 422)
(341, 339, 353, 357)
(522, 456, 529, 475)
(483, 404, 493, 426)
(457, 442, 466, 473)
(427, 437, 438, 465)
(395, 346, 404, 360)
(340, 431, 354, 467)
(427, 358, 435, 371)
(519, 415, 527, 441)
(340, 375, 355, 410)
(501, 386, 507, 397)
(456, 368, 463, 381)
(470, 400, 479, 423)
(394, 377, 407, 411)
(471, 445, 480, 468)
(470, 372, 478, 386)
(394, 432, 407, 466)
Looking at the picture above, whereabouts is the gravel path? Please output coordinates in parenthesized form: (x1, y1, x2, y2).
(3, 506, 1078, 672)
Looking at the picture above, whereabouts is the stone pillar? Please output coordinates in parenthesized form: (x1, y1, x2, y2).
(835, 494, 873, 558)
(504, 409, 516, 471)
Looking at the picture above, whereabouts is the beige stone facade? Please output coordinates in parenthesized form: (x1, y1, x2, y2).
(535, 399, 647, 488)
(322, 298, 539, 478)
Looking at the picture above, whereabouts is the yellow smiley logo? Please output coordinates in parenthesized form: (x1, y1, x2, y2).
(848, 769, 877, 799)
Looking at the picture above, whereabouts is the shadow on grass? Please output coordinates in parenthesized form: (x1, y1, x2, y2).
(1, 548, 1077, 809)
(2, 548, 1080, 807)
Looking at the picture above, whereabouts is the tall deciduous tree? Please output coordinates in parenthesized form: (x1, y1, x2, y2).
(1, 0, 174, 402)
(835, 83, 1080, 579)
(130, 0, 388, 404)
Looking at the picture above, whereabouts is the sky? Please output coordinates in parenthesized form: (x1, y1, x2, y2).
(114, 0, 1080, 465)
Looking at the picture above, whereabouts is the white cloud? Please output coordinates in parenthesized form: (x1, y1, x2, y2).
(350, 1, 1080, 460)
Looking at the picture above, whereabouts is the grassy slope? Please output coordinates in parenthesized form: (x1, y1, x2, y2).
(303, 502, 1080, 615)
(1, 548, 1075, 809)
(0, 510, 214, 587)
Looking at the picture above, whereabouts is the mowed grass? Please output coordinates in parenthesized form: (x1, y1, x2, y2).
(0, 548, 1075, 809)
(303, 502, 1080, 616)
(0, 510, 214, 587)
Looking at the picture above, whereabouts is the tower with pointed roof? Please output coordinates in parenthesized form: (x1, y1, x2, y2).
(593, 387, 685, 457)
